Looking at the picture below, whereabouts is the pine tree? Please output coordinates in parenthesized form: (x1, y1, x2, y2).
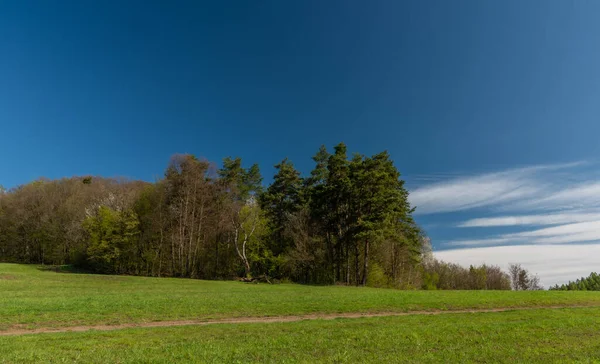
(260, 158, 303, 255)
(350, 151, 416, 285)
(550, 272, 600, 291)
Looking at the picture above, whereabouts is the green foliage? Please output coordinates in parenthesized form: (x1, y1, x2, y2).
(469, 265, 487, 290)
(83, 206, 140, 274)
(300, 143, 421, 286)
(422, 271, 439, 290)
(219, 157, 263, 200)
(259, 158, 303, 256)
(304, 145, 329, 190)
(236, 203, 270, 277)
(550, 272, 600, 291)
(423, 260, 511, 290)
(0, 143, 430, 287)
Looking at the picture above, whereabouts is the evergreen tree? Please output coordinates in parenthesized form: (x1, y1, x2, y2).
(218, 157, 262, 201)
(0, 144, 433, 288)
(550, 272, 600, 291)
(350, 151, 416, 285)
(323, 143, 352, 283)
(259, 158, 303, 255)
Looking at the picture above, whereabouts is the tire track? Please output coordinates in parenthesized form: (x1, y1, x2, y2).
(1, 305, 598, 337)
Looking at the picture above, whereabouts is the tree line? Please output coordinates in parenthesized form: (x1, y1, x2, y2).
(0, 143, 427, 286)
(550, 272, 600, 291)
(421, 258, 511, 290)
(0, 142, 542, 289)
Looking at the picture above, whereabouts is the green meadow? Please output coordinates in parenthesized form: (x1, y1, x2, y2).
(3, 308, 600, 363)
(2, 264, 600, 363)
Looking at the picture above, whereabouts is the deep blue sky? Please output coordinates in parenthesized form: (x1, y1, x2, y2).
(3, 1, 600, 274)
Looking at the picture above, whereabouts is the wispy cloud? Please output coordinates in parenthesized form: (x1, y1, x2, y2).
(448, 175, 600, 247)
(409, 169, 541, 214)
(449, 220, 600, 247)
(408, 162, 585, 215)
(506, 220, 600, 244)
(506, 182, 600, 212)
(459, 211, 600, 227)
(435, 244, 600, 287)
(445, 238, 514, 247)
(415, 161, 600, 285)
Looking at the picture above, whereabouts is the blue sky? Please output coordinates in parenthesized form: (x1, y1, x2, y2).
(2, 1, 600, 285)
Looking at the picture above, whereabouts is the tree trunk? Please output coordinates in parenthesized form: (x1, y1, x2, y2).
(362, 239, 369, 286)
(354, 244, 360, 286)
(345, 243, 350, 285)
(335, 242, 341, 283)
(243, 259, 251, 277)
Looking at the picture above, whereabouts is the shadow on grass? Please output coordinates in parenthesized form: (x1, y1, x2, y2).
(36, 265, 92, 274)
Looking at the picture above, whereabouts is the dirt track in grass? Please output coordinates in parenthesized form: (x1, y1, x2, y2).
(2, 304, 598, 337)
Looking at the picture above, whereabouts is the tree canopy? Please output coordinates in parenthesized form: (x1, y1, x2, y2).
(0, 143, 524, 289)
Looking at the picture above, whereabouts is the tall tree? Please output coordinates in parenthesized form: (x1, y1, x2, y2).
(0, 145, 435, 288)
(231, 201, 267, 277)
(305, 145, 329, 191)
(219, 157, 265, 277)
(218, 157, 262, 201)
(323, 143, 352, 283)
(351, 151, 415, 285)
(162, 154, 216, 277)
(509, 263, 542, 290)
(260, 158, 303, 255)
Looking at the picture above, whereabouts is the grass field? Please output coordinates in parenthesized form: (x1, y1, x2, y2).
(2, 263, 600, 363)
(2, 308, 600, 363)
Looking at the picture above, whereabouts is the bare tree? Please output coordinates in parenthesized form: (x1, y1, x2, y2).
(509, 263, 543, 290)
(509, 263, 522, 290)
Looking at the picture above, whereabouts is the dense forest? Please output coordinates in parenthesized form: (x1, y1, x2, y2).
(0, 143, 520, 289)
(550, 272, 600, 291)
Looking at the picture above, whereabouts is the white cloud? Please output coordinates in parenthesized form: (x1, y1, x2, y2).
(444, 238, 514, 247)
(507, 182, 600, 212)
(408, 169, 543, 214)
(416, 161, 600, 280)
(435, 244, 600, 287)
(449, 220, 600, 247)
(532, 233, 600, 244)
(510, 220, 600, 238)
(459, 212, 600, 227)
(409, 161, 590, 215)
